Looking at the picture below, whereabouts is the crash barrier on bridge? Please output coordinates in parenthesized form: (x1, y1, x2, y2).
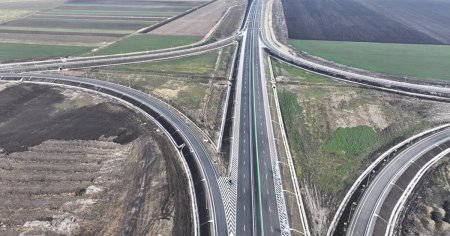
(0, 75, 213, 236)
(389, 145, 450, 235)
(327, 124, 450, 235)
(265, 49, 450, 102)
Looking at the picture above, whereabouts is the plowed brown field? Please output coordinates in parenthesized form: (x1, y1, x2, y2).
(281, 0, 450, 44)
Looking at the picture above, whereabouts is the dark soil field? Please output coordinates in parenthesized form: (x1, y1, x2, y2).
(281, 0, 450, 44)
(0, 83, 192, 235)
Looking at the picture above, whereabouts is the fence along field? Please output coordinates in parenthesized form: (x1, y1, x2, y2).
(0, 0, 206, 62)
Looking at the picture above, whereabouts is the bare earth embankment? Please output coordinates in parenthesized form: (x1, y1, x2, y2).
(0, 83, 192, 235)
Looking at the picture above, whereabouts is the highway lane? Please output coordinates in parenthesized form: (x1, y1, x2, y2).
(234, 0, 283, 234)
(235, 28, 254, 235)
(347, 128, 450, 236)
(0, 73, 228, 236)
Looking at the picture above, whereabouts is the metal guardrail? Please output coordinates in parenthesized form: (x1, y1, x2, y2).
(327, 124, 450, 235)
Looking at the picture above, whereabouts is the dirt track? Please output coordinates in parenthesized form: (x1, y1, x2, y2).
(0, 83, 192, 235)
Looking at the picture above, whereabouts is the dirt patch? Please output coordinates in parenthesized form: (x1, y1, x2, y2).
(0, 83, 192, 235)
(399, 157, 450, 236)
(150, 0, 241, 37)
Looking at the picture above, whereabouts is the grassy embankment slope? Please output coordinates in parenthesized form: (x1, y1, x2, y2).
(93, 34, 201, 55)
(289, 39, 450, 82)
(273, 59, 450, 233)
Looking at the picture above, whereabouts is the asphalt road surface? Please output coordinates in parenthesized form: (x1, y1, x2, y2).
(347, 128, 450, 236)
(235, 0, 282, 234)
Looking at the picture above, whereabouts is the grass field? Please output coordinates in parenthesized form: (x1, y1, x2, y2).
(94, 34, 201, 55)
(289, 39, 450, 81)
(0, 42, 92, 62)
(273, 58, 450, 233)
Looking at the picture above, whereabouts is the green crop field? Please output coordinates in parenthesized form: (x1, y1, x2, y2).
(95, 34, 201, 55)
(289, 39, 450, 81)
(0, 42, 92, 62)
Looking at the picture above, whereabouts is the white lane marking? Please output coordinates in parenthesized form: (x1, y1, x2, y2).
(262, 150, 265, 154)
(271, 226, 273, 232)
(244, 174, 246, 179)
(244, 187, 246, 194)
(244, 225, 246, 231)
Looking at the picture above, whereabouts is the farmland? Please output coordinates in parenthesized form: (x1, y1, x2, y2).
(289, 39, 450, 81)
(0, 83, 192, 235)
(272, 59, 450, 234)
(0, 0, 64, 23)
(280, 0, 450, 44)
(0, 0, 207, 61)
(0, 42, 92, 62)
(151, 0, 245, 38)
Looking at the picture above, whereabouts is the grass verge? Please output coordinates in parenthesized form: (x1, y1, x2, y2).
(94, 34, 201, 55)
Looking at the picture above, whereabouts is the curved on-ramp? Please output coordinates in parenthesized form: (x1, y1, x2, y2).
(0, 73, 228, 236)
(347, 128, 450, 236)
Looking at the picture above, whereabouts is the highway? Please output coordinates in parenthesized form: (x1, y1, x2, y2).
(0, 73, 228, 236)
(0, 0, 291, 235)
(5, 0, 450, 234)
(347, 128, 450, 236)
(235, 0, 283, 234)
